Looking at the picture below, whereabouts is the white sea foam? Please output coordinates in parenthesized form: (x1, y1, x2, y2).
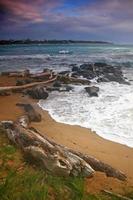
(39, 81, 133, 148)
(0, 54, 51, 60)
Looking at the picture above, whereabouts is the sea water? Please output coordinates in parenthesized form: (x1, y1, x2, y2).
(1, 43, 133, 147)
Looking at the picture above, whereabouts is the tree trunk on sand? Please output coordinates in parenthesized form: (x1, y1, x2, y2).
(1, 120, 126, 181)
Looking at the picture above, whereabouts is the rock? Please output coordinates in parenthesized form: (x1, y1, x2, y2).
(80, 63, 94, 71)
(1, 71, 10, 76)
(58, 71, 70, 75)
(85, 86, 99, 97)
(58, 75, 90, 85)
(69, 62, 129, 84)
(16, 104, 41, 122)
(1, 121, 14, 129)
(25, 87, 49, 99)
(94, 62, 108, 68)
(65, 85, 73, 92)
(72, 66, 80, 72)
(53, 81, 62, 88)
(46, 87, 60, 92)
(0, 90, 10, 96)
(16, 80, 24, 86)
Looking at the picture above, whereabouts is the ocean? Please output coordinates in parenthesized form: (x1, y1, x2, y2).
(1, 43, 133, 147)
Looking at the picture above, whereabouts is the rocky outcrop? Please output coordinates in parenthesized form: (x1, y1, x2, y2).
(70, 63, 128, 84)
(85, 86, 99, 97)
(16, 104, 41, 122)
(58, 75, 90, 85)
(24, 87, 49, 99)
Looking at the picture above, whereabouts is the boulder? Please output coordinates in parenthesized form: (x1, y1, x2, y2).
(85, 86, 99, 97)
(80, 63, 94, 71)
(16, 80, 24, 86)
(25, 87, 49, 99)
(53, 81, 62, 88)
(16, 104, 41, 122)
(72, 66, 80, 72)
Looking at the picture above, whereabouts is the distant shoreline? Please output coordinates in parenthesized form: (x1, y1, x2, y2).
(0, 39, 113, 45)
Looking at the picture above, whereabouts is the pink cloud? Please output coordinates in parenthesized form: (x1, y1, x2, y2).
(0, 0, 61, 23)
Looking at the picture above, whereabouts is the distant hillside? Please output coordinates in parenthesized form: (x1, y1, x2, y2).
(0, 39, 112, 45)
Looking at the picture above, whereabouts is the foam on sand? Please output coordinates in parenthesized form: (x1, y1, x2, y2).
(39, 82, 133, 148)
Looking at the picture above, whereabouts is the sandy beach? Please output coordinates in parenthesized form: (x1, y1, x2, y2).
(0, 89, 133, 193)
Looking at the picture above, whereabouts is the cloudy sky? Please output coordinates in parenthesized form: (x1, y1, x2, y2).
(0, 0, 133, 43)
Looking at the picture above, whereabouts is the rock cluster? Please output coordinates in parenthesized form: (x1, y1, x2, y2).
(24, 87, 49, 99)
(71, 62, 128, 84)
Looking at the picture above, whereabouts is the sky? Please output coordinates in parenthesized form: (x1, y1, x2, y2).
(0, 0, 133, 43)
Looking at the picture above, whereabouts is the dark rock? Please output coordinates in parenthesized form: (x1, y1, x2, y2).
(1, 71, 10, 76)
(65, 85, 73, 92)
(46, 87, 60, 92)
(80, 63, 94, 71)
(24, 79, 32, 84)
(16, 80, 24, 86)
(72, 66, 80, 72)
(0, 90, 10, 96)
(58, 71, 70, 75)
(25, 87, 49, 99)
(1, 121, 14, 129)
(85, 86, 99, 97)
(16, 103, 41, 122)
(94, 62, 108, 68)
(53, 81, 62, 88)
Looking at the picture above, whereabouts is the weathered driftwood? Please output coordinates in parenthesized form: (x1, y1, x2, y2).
(57, 75, 90, 85)
(38, 133, 126, 181)
(1, 117, 127, 180)
(0, 75, 57, 93)
(102, 190, 132, 200)
(2, 122, 94, 178)
(68, 150, 126, 181)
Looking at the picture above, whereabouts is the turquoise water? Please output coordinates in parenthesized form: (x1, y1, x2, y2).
(0, 43, 133, 72)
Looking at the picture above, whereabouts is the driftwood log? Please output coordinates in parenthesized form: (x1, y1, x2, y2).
(1, 121, 94, 178)
(102, 190, 132, 200)
(0, 75, 57, 93)
(1, 114, 127, 180)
